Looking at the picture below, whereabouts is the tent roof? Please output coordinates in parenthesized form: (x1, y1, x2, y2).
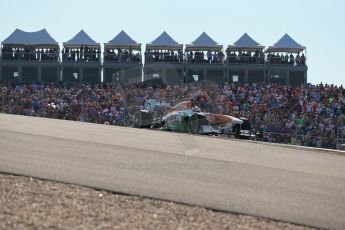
(186, 32, 222, 51)
(228, 33, 264, 51)
(2, 28, 58, 48)
(267, 33, 305, 53)
(105, 30, 141, 50)
(146, 31, 183, 50)
(63, 30, 100, 48)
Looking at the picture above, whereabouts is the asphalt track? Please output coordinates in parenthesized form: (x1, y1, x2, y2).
(0, 114, 345, 229)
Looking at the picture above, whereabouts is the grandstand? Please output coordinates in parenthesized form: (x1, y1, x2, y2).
(185, 32, 225, 84)
(61, 30, 102, 83)
(0, 28, 307, 85)
(144, 31, 184, 85)
(103, 30, 142, 84)
(0, 29, 60, 82)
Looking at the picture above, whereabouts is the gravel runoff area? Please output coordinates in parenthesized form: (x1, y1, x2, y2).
(0, 174, 316, 230)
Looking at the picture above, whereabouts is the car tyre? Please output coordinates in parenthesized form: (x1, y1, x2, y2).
(133, 111, 153, 128)
(188, 114, 199, 134)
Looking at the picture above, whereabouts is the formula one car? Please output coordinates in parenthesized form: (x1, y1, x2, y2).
(132, 98, 252, 138)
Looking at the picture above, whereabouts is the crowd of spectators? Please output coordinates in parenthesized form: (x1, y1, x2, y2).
(226, 49, 265, 64)
(186, 50, 225, 64)
(225, 50, 306, 66)
(144, 50, 183, 63)
(104, 48, 141, 63)
(0, 83, 129, 126)
(1, 46, 307, 66)
(1, 81, 344, 149)
(62, 46, 101, 62)
(1, 46, 59, 61)
(267, 53, 306, 65)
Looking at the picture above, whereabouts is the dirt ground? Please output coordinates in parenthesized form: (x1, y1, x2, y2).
(0, 174, 315, 230)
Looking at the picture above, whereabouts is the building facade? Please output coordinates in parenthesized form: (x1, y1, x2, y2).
(0, 29, 307, 85)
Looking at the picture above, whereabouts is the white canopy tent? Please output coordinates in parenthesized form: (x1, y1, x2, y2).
(267, 33, 305, 53)
(63, 30, 100, 48)
(146, 31, 183, 50)
(185, 32, 222, 51)
(105, 30, 141, 50)
(2, 28, 58, 48)
(228, 33, 264, 51)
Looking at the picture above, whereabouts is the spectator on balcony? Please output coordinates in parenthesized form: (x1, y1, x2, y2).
(280, 53, 285, 64)
(75, 49, 80, 61)
(84, 45, 90, 61)
(225, 48, 230, 61)
(63, 47, 69, 61)
(229, 51, 237, 63)
(76, 46, 81, 60)
(212, 52, 217, 63)
(1, 46, 13, 60)
(178, 49, 183, 63)
(70, 49, 76, 61)
(218, 51, 225, 63)
(165, 50, 170, 62)
(23, 47, 29, 60)
(144, 50, 149, 62)
(300, 54, 306, 65)
(207, 50, 212, 63)
(163, 50, 168, 61)
(296, 53, 301, 65)
(237, 51, 242, 63)
(259, 52, 265, 64)
(289, 53, 294, 65)
(104, 48, 138, 63)
(244, 52, 250, 64)
(187, 51, 193, 63)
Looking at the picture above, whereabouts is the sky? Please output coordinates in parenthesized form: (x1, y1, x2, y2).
(0, 0, 344, 85)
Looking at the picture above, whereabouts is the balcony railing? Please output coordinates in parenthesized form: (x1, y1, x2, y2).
(226, 54, 306, 66)
(144, 54, 184, 63)
(103, 53, 141, 63)
(62, 52, 101, 62)
(185, 53, 225, 64)
(226, 55, 265, 65)
(1, 51, 59, 62)
(0, 51, 307, 66)
(266, 55, 307, 66)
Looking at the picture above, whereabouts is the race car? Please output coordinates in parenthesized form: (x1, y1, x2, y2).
(132, 98, 252, 138)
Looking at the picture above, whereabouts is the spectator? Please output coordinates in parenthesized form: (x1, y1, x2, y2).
(296, 53, 301, 65)
(289, 53, 294, 65)
(300, 54, 306, 65)
(0, 81, 342, 150)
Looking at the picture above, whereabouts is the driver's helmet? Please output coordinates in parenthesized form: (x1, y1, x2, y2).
(188, 97, 196, 106)
(188, 97, 201, 112)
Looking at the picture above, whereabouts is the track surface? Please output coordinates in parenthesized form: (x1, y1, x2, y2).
(0, 114, 345, 229)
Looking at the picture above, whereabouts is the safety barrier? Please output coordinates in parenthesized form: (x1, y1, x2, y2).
(253, 131, 343, 150)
